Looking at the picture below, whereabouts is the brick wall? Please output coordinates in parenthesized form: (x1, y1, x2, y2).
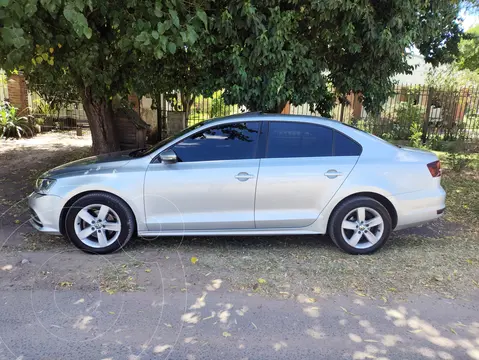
(128, 94, 140, 114)
(7, 74, 29, 114)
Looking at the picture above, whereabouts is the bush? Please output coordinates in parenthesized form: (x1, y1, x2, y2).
(395, 102, 425, 141)
(408, 121, 423, 148)
(210, 95, 233, 118)
(446, 152, 473, 172)
(0, 102, 33, 139)
(425, 134, 444, 150)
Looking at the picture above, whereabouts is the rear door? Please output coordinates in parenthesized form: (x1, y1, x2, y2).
(254, 121, 361, 228)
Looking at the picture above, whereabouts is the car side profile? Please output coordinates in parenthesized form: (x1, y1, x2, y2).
(28, 113, 446, 255)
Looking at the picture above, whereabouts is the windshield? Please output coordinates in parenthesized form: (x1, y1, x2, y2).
(132, 120, 213, 157)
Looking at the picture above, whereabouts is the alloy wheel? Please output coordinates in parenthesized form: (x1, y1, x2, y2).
(340, 206, 384, 249)
(73, 204, 122, 248)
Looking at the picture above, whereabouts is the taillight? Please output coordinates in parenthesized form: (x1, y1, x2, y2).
(427, 160, 441, 177)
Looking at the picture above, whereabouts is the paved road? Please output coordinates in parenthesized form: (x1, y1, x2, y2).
(1, 286, 479, 360)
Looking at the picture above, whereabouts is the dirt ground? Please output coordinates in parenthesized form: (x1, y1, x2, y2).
(0, 132, 478, 302)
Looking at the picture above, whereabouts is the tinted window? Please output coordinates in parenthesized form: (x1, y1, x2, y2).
(266, 122, 333, 158)
(334, 131, 362, 156)
(172, 122, 260, 162)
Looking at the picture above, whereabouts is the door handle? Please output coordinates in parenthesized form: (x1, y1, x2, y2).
(235, 172, 255, 182)
(324, 169, 342, 179)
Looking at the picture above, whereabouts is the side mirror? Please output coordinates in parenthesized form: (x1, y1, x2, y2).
(159, 149, 178, 164)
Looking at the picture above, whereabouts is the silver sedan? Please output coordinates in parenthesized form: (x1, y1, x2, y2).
(28, 114, 446, 254)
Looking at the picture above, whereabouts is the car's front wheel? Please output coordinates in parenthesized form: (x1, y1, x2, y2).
(64, 192, 135, 254)
(328, 196, 392, 255)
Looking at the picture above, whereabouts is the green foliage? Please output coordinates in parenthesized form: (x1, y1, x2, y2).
(395, 102, 425, 141)
(0, 0, 208, 152)
(426, 64, 479, 88)
(426, 134, 445, 151)
(0, 0, 208, 100)
(408, 121, 423, 148)
(203, 0, 463, 114)
(446, 152, 473, 172)
(0, 0, 465, 151)
(210, 93, 233, 118)
(0, 102, 32, 139)
(356, 100, 426, 142)
(457, 25, 479, 72)
(33, 98, 56, 117)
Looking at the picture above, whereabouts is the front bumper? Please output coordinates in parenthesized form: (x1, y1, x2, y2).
(27, 192, 63, 235)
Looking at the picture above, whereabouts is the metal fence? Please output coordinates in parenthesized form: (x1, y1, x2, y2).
(2, 75, 479, 144)
(28, 91, 88, 132)
(183, 86, 478, 143)
(341, 85, 479, 143)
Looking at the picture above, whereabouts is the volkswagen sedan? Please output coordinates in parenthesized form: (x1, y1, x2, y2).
(28, 113, 445, 254)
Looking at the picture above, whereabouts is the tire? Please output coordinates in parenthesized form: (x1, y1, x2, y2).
(64, 192, 136, 254)
(328, 196, 392, 255)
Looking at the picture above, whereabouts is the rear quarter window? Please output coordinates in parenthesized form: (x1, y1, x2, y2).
(334, 130, 362, 156)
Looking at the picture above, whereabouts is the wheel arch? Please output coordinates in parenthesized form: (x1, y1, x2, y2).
(59, 190, 138, 236)
(327, 192, 398, 230)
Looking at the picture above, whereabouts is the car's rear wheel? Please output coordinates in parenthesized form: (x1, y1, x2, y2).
(64, 192, 135, 254)
(328, 196, 392, 254)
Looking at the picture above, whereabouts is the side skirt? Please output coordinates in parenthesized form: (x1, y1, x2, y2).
(138, 229, 322, 237)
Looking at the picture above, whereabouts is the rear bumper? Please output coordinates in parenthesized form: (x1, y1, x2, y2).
(27, 192, 63, 235)
(391, 186, 446, 231)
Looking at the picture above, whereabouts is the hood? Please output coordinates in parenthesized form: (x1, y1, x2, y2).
(43, 150, 133, 178)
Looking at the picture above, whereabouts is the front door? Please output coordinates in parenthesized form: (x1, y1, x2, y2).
(254, 121, 361, 228)
(144, 121, 261, 231)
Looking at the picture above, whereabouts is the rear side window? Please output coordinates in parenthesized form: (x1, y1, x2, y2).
(334, 131, 362, 156)
(266, 122, 333, 158)
(172, 122, 260, 162)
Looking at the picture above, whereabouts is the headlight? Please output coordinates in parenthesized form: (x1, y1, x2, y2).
(35, 178, 56, 194)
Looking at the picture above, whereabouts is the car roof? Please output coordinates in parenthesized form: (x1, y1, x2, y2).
(207, 112, 340, 126)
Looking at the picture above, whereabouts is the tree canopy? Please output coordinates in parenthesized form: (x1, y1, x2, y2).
(0, 0, 207, 153)
(457, 25, 479, 72)
(0, 0, 465, 153)
(202, 0, 464, 115)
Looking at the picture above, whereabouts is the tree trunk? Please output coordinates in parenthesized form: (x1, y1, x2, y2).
(82, 87, 120, 154)
(180, 92, 195, 128)
(275, 101, 288, 113)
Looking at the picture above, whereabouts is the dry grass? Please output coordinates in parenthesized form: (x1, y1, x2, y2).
(99, 260, 145, 294)
(131, 167, 479, 299)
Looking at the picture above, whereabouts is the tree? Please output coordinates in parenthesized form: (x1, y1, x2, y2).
(0, 0, 208, 154)
(426, 63, 479, 88)
(457, 25, 479, 72)
(202, 0, 464, 115)
(132, 44, 213, 123)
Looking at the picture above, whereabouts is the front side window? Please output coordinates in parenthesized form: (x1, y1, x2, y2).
(266, 122, 333, 158)
(172, 122, 260, 162)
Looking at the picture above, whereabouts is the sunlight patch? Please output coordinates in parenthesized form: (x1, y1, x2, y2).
(153, 344, 172, 354)
(190, 292, 207, 310)
(73, 315, 93, 330)
(273, 341, 288, 351)
(303, 306, 320, 318)
(235, 306, 249, 316)
(206, 279, 222, 291)
(181, 312, 200, 324)
(306, 328, 324, 339)
(349, 333, 362, 343)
